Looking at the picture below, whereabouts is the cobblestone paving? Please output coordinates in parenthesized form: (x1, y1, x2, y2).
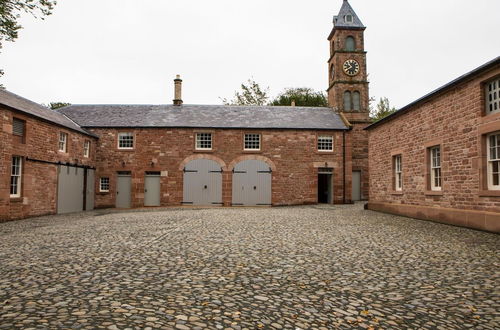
(0, 204, 499, 329)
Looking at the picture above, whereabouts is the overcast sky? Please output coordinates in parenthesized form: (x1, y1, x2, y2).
(0, 0, 499, 109)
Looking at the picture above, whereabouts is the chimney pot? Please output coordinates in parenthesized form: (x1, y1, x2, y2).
(291, 100, 296, 107)
(173, 75, 183, 106)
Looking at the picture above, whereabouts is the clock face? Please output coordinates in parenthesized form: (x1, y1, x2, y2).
(343, 59, 360, 76)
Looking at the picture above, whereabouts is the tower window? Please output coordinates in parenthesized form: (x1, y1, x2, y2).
(343, 91, 352, 111)
(345, 36, 355, 51)
(353, 91, 361, 110)
(345, 15, 353, 23)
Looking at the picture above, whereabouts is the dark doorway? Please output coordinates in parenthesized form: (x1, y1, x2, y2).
(318, 170, 333, 204)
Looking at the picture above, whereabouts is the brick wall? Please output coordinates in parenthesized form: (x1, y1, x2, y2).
(0, 107, 96, 221)
(368, 65, 500, 232)
(90, 128, 351, 208)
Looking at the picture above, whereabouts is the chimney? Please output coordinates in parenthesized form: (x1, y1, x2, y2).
(291, 100, 296, 107)
(173, 75, 183, 106)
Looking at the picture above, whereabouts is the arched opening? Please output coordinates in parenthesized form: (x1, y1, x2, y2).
(353, 91, 361, 111)
(343, 91, 352, 111)
(345, 36, 355, 51)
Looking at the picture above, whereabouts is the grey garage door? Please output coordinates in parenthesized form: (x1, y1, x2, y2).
(183, 159, 223, 206)
(57, 165, 84, 214)
(116, 173, 132, 208)
(232, 160, 272, 206)
(144, 172, 161, 206)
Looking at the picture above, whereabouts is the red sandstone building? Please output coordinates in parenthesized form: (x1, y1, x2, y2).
(1, 1, 370, 221)
(366, 57, 500, 233)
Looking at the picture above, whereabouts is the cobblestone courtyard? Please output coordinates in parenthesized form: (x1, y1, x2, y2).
(0, 204, 498, 329)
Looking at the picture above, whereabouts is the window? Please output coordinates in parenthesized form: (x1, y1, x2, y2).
(345, 36, 355, 51)
(118, 132, 134, 149)
(487, 133, 500, 190)
(58, 132, 68, 152)
(10, 156, 22, 197)
(84, 140, 90, 158)
(318, 136, 334, 151)
(430, 146, 442, 191)
(352, 91, 361, 111)
(486, 78, 500, 115)
(196, 133, 212, 150)
(343, 91, 352, 111)
(244, 134, 261, 150)
(100, 177, 110, 192)
(13, 118, 25, 139)
(344, 15, 353, 23)
(394, 155, 402, 191)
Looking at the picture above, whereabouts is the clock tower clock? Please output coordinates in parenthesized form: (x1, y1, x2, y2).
(327, 0, 370, 201)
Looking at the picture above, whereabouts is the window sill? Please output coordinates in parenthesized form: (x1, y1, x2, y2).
(425, 190, 443, 196)
(479, 190, 500, 197)
(98, 192, 110, 195)
(391, 191, 404, 195)
(117, 149, 135, 152)
(194, 149, 214, 153)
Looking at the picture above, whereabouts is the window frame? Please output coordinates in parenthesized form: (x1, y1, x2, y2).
(99, 177, 110, 193)
(58, 132, 68, 153)
(345, 36, 355, 51)
(117, 132, 134, 150)
(83, 140, 91, 158)
(10, 156, 22, 198)
(429, 146, 442, 191)
(485, 77, 500, 116)
(317, 135, 334, 152)
(244, 133, 261, 151)
(195, 132, 213, 151)
(393, 154, 403, 191)
(487, 132, 500, 190)
(344, 15, 353, 23)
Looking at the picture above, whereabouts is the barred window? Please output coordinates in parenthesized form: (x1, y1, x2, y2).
(430, 146, 442, 190)
(84, 140, 90, 158)
(244, 134, 261, 150)
(318, 136, 333, 151)
(486, 78, 500, 115)
(394, 155, 402, 191)
(487, 133, 500, 190)
(10, 156, 22, 197)
(196, 133, 212, 150)
(58, 132, 68, 152)
(118, 132, 134, 149)
(100, 177, 110, 192)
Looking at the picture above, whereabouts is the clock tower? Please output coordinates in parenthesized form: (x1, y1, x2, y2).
(327, 0, 370, 123)
(328, 0, 370, 200)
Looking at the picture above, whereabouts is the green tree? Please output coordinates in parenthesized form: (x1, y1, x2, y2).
(221, 78, 270, 106)
(48, 102, 71, 110)
(0, 0, 57, 86)
(370, 97, 397, 122)
(270, 87, 328, 107)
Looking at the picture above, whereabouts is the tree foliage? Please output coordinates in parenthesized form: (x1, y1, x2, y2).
(0, 0, 56, 84)
(221, 78, 270, 106)
(270, 87, 328, 107)
(370, 97, 397, 122)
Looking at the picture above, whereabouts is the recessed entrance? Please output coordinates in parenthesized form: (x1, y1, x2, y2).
(318, 168, 333, 204)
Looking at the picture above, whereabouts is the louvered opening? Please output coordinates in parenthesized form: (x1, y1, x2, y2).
(13, 118, 25, 137)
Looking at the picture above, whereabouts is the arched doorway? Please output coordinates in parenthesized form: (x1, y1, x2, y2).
(182, 159, 223, 206)
(232, 160, 272, 206)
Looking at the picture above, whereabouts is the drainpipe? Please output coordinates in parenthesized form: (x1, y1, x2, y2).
(343, 130, 346, 204)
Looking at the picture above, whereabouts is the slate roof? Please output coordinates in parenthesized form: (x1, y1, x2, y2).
(0, 89, 96, 137)
(365, 56, 500, 130)
(333, 0, 365, 29)
(59, 104, 349, 130)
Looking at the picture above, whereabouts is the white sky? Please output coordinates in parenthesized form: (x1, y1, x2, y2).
(0, 0, 499, 109)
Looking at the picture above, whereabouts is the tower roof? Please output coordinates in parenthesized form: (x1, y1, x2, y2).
(333, 0, 364, 29)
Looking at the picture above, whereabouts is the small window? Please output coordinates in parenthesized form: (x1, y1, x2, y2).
(100, 177, 110, 192)
(13, 118, 25, 137)
(486, 78, 500, 115)
(345, 36, 355, 51)
(10, 156, 22, 198)
(59, 132, 68, 152)
(344, 15, 353, 23)
(84, 140, 90, 158)
(343, 91, 352, 111)
(118, 132, 134, 149)
(430, 146, 442, 191)
(196, 133, 212, 150)
(487, 133, 500, 190)
(318, 136, 334, 151)
(394, 155, 402, 191)
(244, 134, 261, 150)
